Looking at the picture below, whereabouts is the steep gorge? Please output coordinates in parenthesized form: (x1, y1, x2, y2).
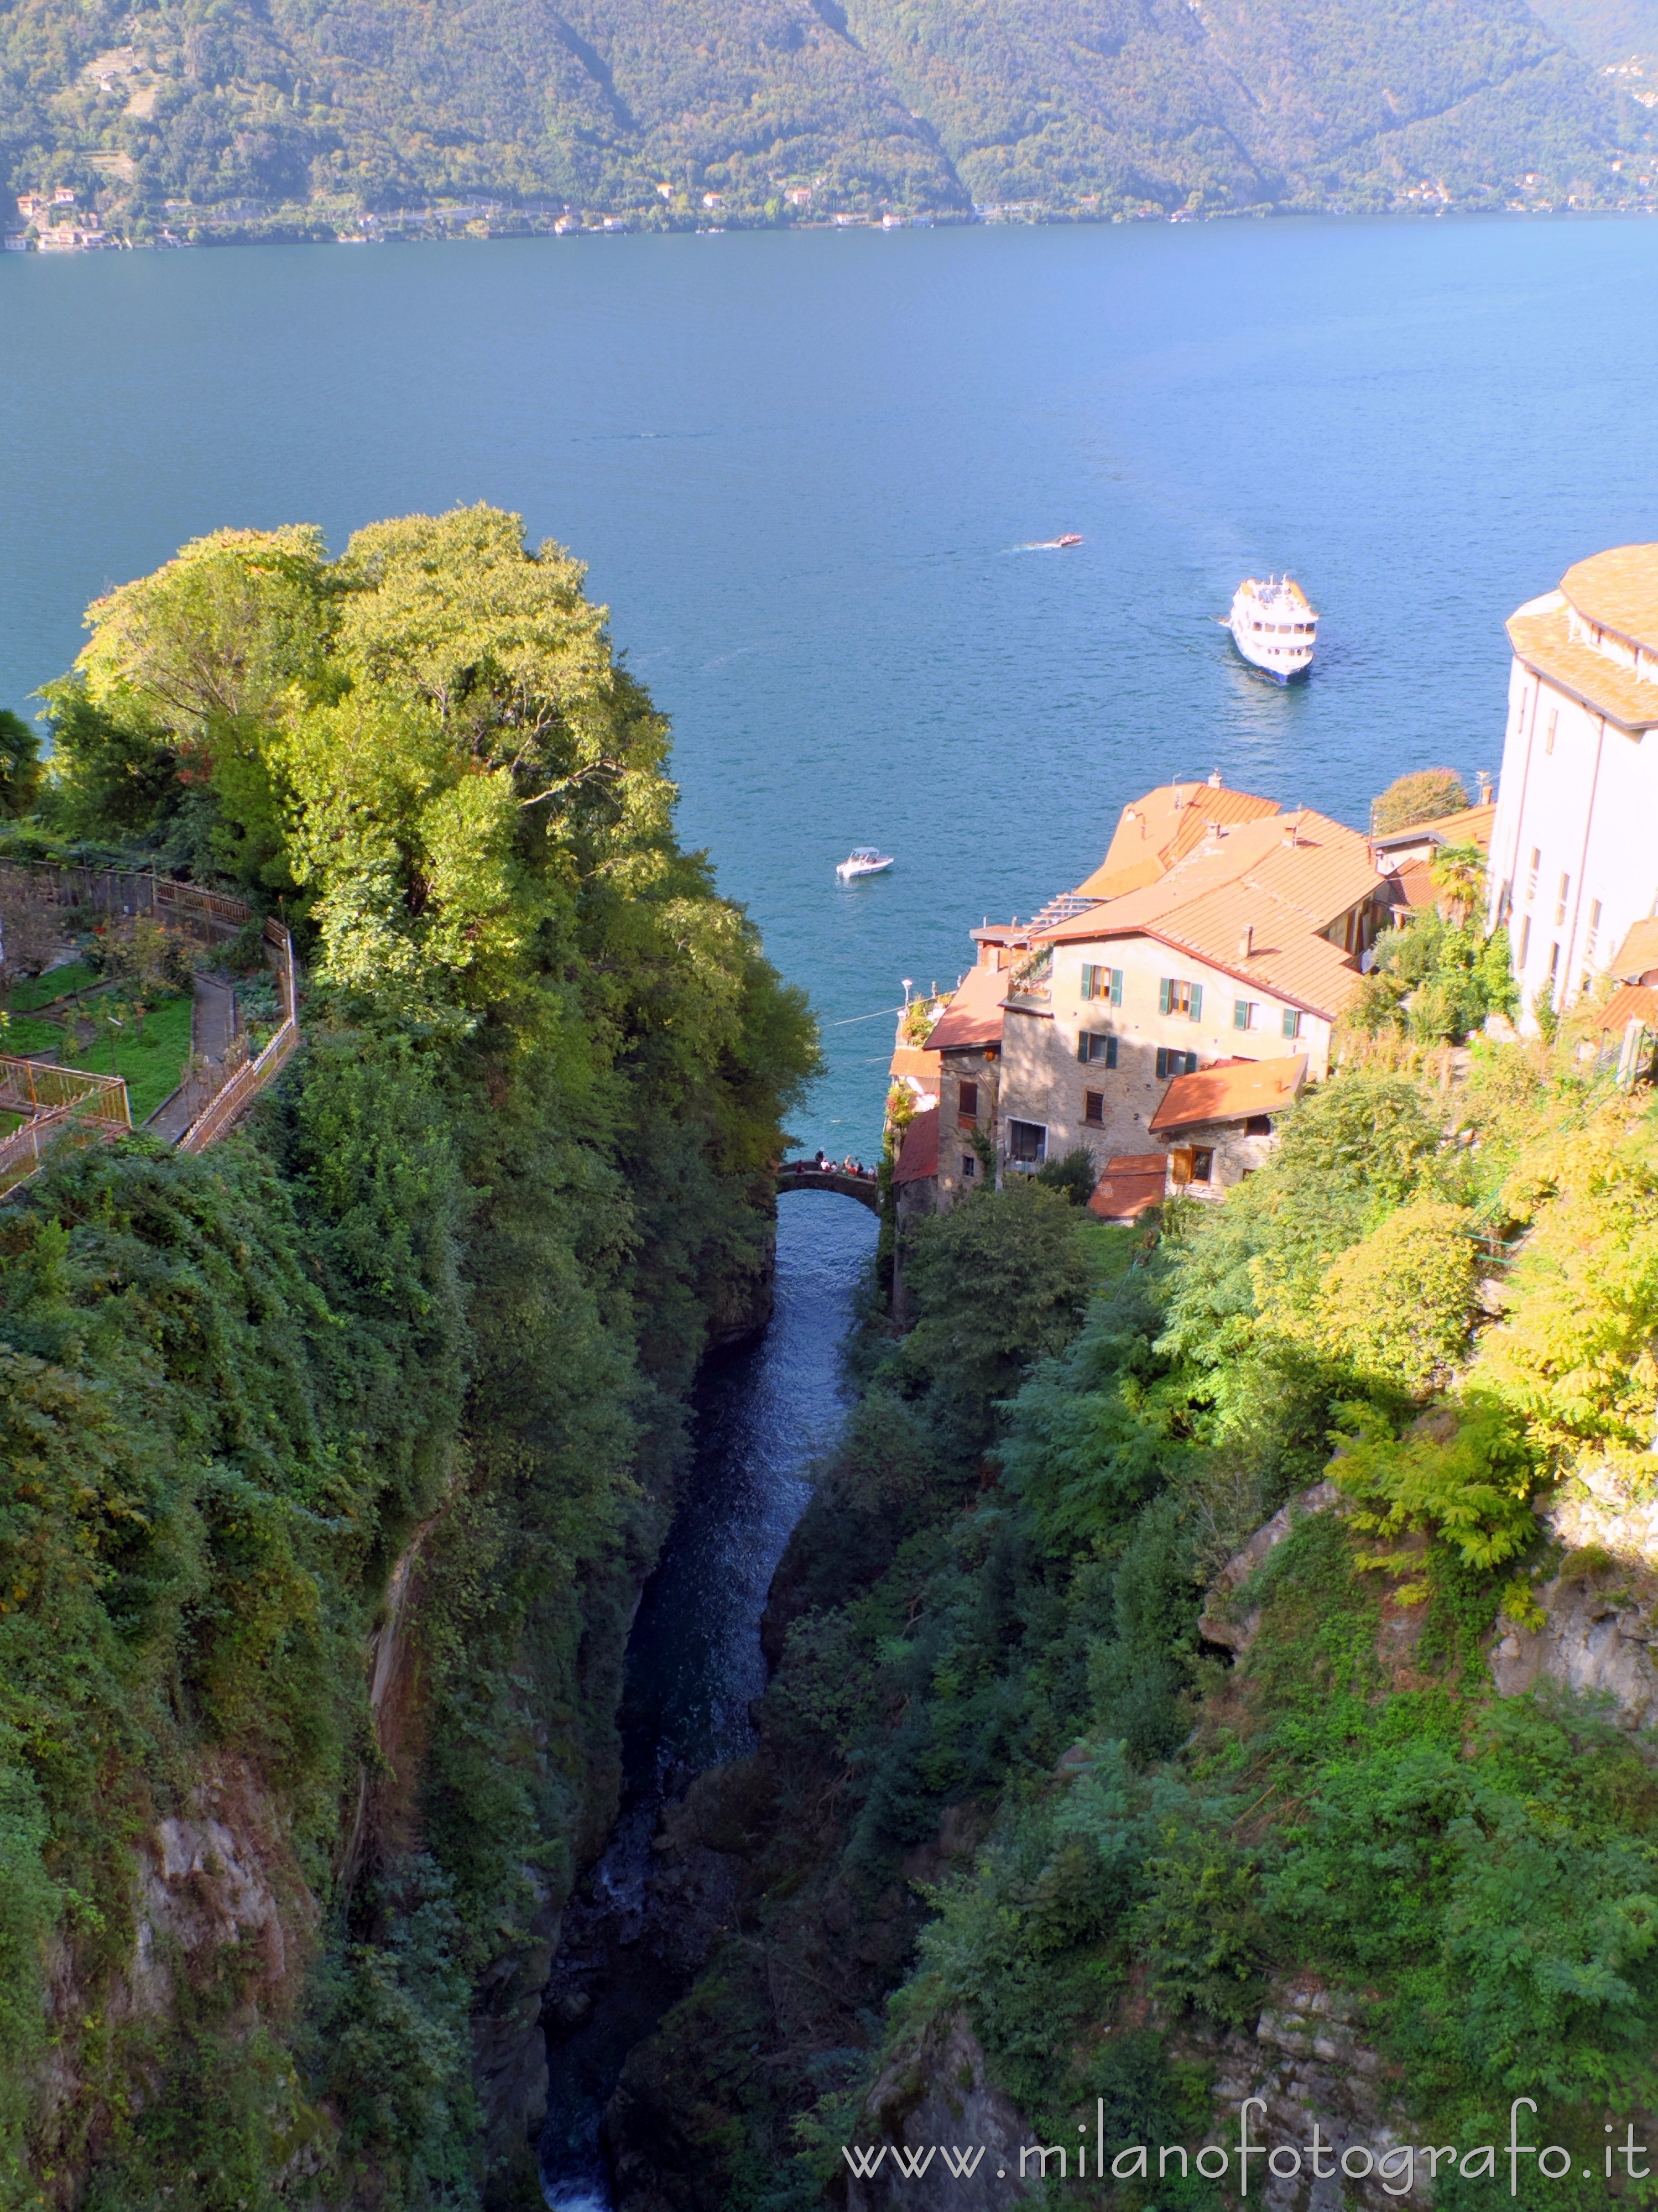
(0, 507, 816, 2211)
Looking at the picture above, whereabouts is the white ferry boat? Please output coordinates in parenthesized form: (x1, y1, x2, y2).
(836, 847, 894, 880)
(1226, 575, 1317, 682)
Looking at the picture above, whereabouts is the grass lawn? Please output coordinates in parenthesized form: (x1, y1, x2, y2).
(76, 993, 195, 1124)
(3, 1015, 70, 1056)
(8, 963, 99, 1013)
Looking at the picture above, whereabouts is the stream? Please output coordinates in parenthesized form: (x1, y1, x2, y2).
(538, 1195, 878, 2211)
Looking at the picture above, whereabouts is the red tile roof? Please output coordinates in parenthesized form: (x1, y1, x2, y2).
(925, 962, 1007, 1052)
(1508, 596, 1658, 733)
(1391, 858, 1440, 910)
(1077, 780, 1280, 900)
(892, 1108, 940, 1183)
(1149, 1053, 1307, 1134)
(1036, 813, 1374, 1020)
(1609, 918, 1658, 984)
(888, 1043, 941, 1086)
(1089, 1152, 1166, 1220)
(1594, 983, 1658, 1034)
(1561, 543, 1658, 654)
(1372, 801, 1496, 855)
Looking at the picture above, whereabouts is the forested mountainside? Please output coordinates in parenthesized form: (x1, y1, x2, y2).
(1531, 0, 1658, 61)
(0, 510, 816, 2210)
(608, 1015, 1658, 2209)
(1, 0, 1652, 237)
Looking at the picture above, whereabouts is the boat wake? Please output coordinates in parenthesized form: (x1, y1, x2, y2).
(1009, 536, 1083, 552)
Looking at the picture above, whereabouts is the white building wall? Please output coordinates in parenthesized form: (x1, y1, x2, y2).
(997, 933, 1329, 1174)
(1488, 629, 1658, 1024)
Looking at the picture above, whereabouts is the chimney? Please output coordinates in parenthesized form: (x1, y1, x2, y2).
(1282, 813, 1300, 848)
(1208, 768, 1223, 787)
(1477, 771, 1492, 804)
(1239, 924, 1253, 958)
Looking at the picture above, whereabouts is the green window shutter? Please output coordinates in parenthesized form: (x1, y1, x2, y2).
(1106, 1035, 1118, 1070)
(1110, 968, 1123, 1006)
(1081, 964, 1094, 1000)
(1077, 1032, 1089, 1062)
(1282, 1008, 1299, 1039)
(1190, 984, 1203, 1022)
(1159, 978, 1171, 1016)
(1233, 999, 1248, 1030)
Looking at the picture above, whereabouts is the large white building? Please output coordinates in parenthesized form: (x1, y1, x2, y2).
(1488, 544, 1658, 1022)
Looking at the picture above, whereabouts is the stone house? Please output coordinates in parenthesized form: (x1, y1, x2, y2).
(994, 796, 1388, 1178)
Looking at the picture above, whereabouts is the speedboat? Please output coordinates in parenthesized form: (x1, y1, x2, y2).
(1226, 575, 1317, 681)
(1055, 534, 1083, 547)
(836, 847, 894, 880)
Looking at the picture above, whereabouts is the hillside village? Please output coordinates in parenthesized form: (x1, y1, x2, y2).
(889, 537, 1658, 1223)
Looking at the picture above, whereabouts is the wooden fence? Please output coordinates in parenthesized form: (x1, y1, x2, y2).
(0, 865, 301, 1192)
(0, 860, 253, 944)
(0, 1057, 132, 1198)
(177, 922, 299, 1152)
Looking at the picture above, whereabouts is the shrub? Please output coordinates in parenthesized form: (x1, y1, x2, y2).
(1318, 1199, 1478, 1392)
(1371, 768, 1468, 834)
(1331, 1393, 1539, 1578)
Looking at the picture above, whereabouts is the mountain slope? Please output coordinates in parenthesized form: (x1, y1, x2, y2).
(0, 0, 1650, 233)
(1529, 0, 1658, 60)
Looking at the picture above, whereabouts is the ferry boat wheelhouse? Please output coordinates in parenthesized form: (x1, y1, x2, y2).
(1227, 575, 1317, 682)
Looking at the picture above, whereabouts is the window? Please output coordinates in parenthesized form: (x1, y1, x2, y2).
(1077, 1031, 1118, 1067)
(1281, 1008, 1302, 1040)
(961, 1154, 977, 1181)
(1081, 963, 1123, 1005)
(1581, 973, 1591, 998)
(1518, 915, 1531, 966)
(1191, 1147, 1214, 1182)
(1554, 873, 1570, 927)
(1159, 978, 1202, 1020)
(1244, 1114, 1272, 1138)
(1233, 999, 1259, 1031)
(1007, 1119, 1046, 1164)
(958, 1079, 979, 1121)
(1587, 899, 1602, 959)
(1548, 941, 1560, 979)
(1083, 1091, 1104, 1125)
(1545, 708, 1558, 755)
(1526, 848, 1540, 904)
(1155, 1047, 1199, 1079)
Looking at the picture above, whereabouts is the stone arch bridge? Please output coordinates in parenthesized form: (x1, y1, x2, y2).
(774, 1163, 881, 1212)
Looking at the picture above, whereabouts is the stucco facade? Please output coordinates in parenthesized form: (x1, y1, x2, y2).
(1488, 546, 1658, 1027)
(996, 936, 1328, 1178)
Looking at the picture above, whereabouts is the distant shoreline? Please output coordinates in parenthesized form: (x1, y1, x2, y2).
(8, 199, 1658, 258)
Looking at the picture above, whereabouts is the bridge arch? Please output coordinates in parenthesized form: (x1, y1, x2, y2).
(774, 1165, 882, 1212)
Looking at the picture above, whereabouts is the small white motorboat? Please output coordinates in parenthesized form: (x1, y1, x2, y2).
(836, 847, 894, 880)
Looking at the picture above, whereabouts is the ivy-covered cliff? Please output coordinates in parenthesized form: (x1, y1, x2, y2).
(611, 1036, 1658, 2211)
(0, 508, 817, 2210)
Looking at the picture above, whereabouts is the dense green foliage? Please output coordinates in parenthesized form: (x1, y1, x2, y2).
(0, 509, 816, 2209)
(621, 1049, 1658, 2212)
(1, 0, 1650, 232)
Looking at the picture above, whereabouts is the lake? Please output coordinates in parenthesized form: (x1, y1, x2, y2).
(4, 215, 1657, 1149)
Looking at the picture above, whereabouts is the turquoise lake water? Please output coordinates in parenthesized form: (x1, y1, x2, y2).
(5, 216, 1658, 1151)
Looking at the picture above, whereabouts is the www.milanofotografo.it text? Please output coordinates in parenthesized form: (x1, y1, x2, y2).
(842, 2099, 1652, 2189)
